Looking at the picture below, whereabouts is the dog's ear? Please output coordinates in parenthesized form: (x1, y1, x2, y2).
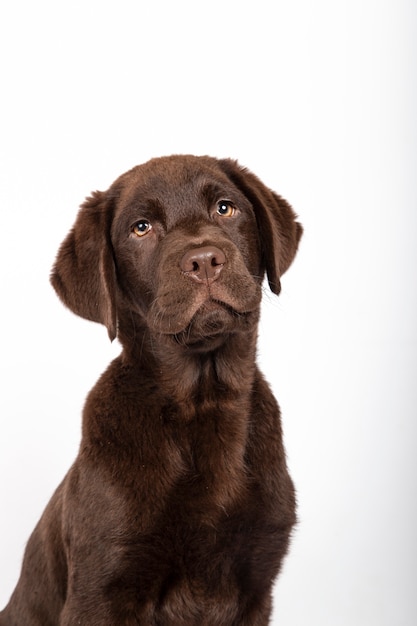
(218, 159, 303, 294)
(50, 190, 117, 341)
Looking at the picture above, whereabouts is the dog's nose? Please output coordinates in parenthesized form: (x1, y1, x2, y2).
(180, 246, 226, 283)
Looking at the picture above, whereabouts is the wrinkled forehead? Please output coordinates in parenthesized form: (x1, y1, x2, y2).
(111, 157, 249, 226)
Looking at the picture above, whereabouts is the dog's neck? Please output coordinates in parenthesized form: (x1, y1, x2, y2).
(116, 315, 259, 419)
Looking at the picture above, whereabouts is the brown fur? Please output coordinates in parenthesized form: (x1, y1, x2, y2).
(0, 155, 302, 625)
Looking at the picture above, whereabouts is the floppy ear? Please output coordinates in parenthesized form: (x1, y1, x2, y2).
(50, 190, 117, 341)
(218, 159, 303, 294)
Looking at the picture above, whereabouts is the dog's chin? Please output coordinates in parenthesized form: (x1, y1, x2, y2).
(172, 301, 248, 352)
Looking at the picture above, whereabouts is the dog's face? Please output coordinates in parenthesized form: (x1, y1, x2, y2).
(51, 156, 302, 352)
(110, 157, 265, 350)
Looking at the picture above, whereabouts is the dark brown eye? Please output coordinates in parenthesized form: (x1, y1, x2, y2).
(216, 201, 236, 217)
(132, 220, 152, 237)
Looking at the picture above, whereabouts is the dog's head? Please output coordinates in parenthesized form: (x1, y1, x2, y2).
(51, 156, 302, 351)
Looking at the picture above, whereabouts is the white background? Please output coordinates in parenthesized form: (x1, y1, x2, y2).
(0, 1, 416, 624)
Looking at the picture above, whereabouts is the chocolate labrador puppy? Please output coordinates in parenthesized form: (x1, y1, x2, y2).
(0, 155, 302, 625)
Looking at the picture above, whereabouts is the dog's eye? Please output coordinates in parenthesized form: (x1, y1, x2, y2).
(132, 220, 152, 237)
(217, 201, 236, 218)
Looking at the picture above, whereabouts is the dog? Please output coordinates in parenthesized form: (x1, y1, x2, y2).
(0, 155, 302, 625)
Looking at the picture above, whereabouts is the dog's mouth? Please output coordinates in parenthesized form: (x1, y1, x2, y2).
(146, 275, 262, 343)
(171, 299, 252, 351)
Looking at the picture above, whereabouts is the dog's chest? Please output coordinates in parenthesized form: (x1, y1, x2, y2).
(135, 396, 251, 523)
(99, 399, 265, 623)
